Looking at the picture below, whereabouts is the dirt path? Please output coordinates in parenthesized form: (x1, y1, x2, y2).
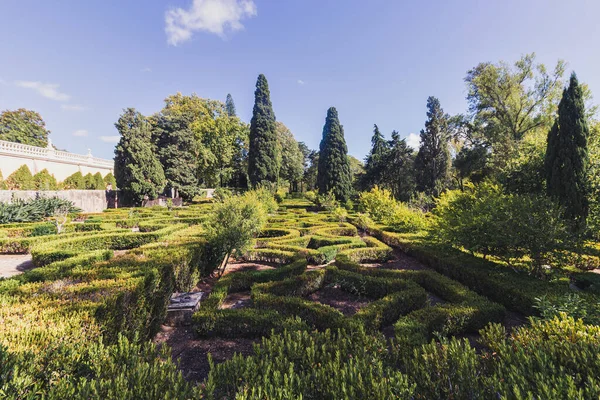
(154, 325, 257, 383)
(361, 248, 433, 271)
(0, 254, 35, 278)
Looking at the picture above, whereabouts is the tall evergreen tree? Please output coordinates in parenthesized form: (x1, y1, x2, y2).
(415, 96, 451, 196)
(248, 74, 279, 186)
(545, 72, 590, 227)
(317, 107, 353, 202)
(225, 93, 237, 117)
(114, 108, 165, 205)
(384, 131, 416, 202)
(154, 113, 199, 200)
(363, 124, 389, 188)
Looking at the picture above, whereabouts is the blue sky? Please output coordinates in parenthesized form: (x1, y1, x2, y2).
(1, 0, 599, 161)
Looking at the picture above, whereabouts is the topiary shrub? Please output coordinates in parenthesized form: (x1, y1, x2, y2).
(62, 171, 85, 189)
(33, 169, 58, 190)
(5, 165, 35, 190)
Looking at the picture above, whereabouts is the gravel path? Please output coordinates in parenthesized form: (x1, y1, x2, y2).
(0, 254, 35, 278)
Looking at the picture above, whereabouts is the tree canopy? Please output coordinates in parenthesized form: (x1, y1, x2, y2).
(0, 109, 50, 147)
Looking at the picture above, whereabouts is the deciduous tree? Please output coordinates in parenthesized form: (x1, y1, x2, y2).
(0, 109, 50, 147)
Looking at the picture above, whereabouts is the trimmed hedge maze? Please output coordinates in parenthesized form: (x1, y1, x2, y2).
(0, 205, 211, 397)
(245, 207, 392, 264)
(2, 198, 598, 398)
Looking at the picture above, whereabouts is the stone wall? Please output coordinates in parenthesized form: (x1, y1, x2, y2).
(0, 190, 110, 213)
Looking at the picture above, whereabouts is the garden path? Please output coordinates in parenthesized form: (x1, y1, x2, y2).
(0, 254, 34, 278)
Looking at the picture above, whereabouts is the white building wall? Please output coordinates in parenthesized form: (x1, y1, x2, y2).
(0, 139, 113, 181)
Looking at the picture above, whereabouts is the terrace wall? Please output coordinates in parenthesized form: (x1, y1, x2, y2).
(0, 139, 113, 181)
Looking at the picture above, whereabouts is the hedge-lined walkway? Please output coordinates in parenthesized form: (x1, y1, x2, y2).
(0, 254, 34, 278)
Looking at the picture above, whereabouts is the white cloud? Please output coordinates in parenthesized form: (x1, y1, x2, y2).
(99, 135, 120, 143)
(297, 79, 305, 85)
(14, 80, 70, 101)
(141, 67, 152, 73)
(165, 0, 257, 45)
(0, 78, 6, 85)
(72, 130, 88, 137)
(61, 104, 87, 112)
(406, 132, 420, 150)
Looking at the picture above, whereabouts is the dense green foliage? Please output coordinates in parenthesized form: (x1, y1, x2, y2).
(114, 108, 166, 205)
(0, 108, 50, 147)
(545, 73, 590, 228)
(317, 107, 353, 202)
(63, 171, 85, 189)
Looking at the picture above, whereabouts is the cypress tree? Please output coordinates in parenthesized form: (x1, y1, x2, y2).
(545, 72, 590, 227)
(415, 96, 451, 196)
(114, 108, 165, 205)
(248, 74, 279, 186)
(317, 107, 353, 202)
(225, 93, 237, 117)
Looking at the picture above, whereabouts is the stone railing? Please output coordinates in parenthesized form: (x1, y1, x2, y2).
(0, 139, 113, 168)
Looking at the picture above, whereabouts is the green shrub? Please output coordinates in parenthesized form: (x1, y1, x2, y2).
(30, 222, 57, 236)
(432, 182, 569, 275)
(359, 186, 426, 232)
(0, 197, 79, 224)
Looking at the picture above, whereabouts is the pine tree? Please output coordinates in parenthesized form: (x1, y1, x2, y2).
(226, 93, 237, 117)
(317, 107, 353, 202)
(363, 124, 389, 189)
(248, 74, 279, 186)
(415, 96, 451, 196)
(114, 108, 165, 205)
(545, 72, 590, 227)
(154, 114, 199, 200)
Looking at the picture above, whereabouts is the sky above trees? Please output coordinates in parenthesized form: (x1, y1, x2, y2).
(1, 0, 599, 159)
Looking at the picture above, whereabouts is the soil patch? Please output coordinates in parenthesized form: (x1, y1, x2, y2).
(361, 248, 432, 271)
(219, 291, 252, 309)
(308, 285, 370, 316)
(153, 325, 257, 383)
(224, 262, 276, 274)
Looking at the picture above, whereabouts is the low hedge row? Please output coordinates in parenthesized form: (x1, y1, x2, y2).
(325, 265, 417, 299)
(354, 287, 428, 331)
(252, 269, 326, 297)
(194, 308, 309, 338)
(252, 292, 359, 331)
(30, 224, 182, 267)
